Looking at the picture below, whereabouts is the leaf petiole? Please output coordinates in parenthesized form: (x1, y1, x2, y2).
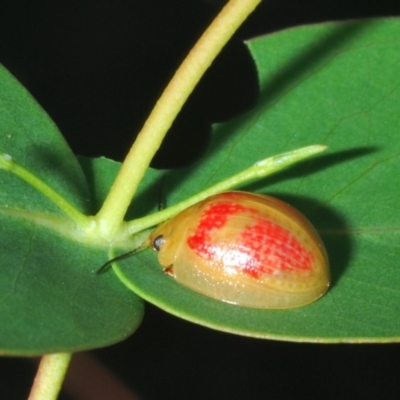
(0, 152, 90, 226)
(126, 144, 327, 235)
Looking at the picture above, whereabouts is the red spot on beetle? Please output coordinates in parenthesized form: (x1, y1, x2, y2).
(187, 201, 248, 256)
(240, 218, 314, 278)
(187, 200, 314, 279)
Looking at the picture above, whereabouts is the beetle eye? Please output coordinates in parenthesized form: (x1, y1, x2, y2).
(153, 235, 165, 251)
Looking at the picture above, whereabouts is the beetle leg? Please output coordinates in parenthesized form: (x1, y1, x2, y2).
(163, 266, 174, 276)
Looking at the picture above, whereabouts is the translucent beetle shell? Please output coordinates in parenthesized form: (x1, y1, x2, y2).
(149, 191, 329, 309)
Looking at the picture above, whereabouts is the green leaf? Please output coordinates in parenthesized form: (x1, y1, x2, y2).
(114, 18, 400, 342)
(0, 66, 89, 214)
(0, 215, 144, 355)
(2, 18, 400, 350)
(0, 67, 144, 355)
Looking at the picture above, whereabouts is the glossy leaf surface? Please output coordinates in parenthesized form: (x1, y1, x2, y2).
(0, 67, 144, 355)
(1, 18, 400, 351)
(115, 19, 400, 342)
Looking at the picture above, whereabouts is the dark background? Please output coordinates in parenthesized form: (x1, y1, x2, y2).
(1, 1, 400, 399)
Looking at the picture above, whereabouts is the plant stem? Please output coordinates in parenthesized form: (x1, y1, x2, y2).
(126, 144, 327, 235)
(96, 0, 262, 236)
(28, 353, 72, 400)
(0, 153, 89, 226)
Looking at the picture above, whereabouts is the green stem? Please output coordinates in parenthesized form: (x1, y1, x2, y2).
(28, 353, 72, 400)
(95, 0, 262, 236)
(126, 144, 327, 235)
(0, 153, 89, 226)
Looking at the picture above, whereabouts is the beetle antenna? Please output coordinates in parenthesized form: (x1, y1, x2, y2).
(96, 244, 147, 275)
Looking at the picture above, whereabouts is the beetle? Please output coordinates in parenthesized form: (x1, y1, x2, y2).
(148, 191, 329, 309)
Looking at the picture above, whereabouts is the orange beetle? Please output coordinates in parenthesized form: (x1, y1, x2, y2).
(149, 191, 329, 309)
